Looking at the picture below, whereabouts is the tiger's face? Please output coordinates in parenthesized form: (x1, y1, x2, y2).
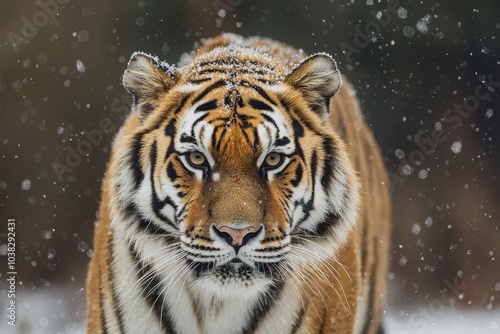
(115, 48, 359, 301)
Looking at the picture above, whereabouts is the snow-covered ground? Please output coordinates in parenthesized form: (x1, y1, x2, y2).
(0, 286, 86, 334)
(385, 308, 500, 334)
(1, 286, 499, 333)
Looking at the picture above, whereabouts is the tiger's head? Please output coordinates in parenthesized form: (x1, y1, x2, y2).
(113, 46, 359, 302)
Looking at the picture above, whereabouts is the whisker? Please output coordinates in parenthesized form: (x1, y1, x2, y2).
(287, 246, 352, 314)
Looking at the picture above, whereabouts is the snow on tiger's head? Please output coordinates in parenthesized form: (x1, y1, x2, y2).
(113, 45, 358, 296)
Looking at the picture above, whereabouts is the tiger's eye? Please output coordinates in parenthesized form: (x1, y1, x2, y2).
(264, 153, 282, 167)
(188, 151, 206, 166)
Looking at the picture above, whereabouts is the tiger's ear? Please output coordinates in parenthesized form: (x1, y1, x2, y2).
(123, 52, 178, 119)
(284, 53, 342, 119)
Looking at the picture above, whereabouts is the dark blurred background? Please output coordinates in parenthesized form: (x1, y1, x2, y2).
(1, 0, 499, 332)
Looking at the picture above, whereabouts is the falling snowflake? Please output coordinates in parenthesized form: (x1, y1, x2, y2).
(21, 179, 31, 190)
(395, 149, 405, 159)
(397, 7, 407, 19)
(76, 60, 86, 73)
(412, 223, 421, 235)
(451, 141, 462, 154)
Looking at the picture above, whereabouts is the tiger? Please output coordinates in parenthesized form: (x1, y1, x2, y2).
(86, 33, 391, 334)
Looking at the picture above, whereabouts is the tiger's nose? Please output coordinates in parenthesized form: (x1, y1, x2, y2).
(212, 225, 263, 248)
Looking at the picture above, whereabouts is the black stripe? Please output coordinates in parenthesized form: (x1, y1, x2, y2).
(290, 164, 303, 187)
(138, 217, 167, 236)
(261, 113, 279, 131)
(249, 99, 273, 111)
(165, 139, 177, 163)
(240, 280, 284, 334)
(236, 93, 244, 108)
(123, 203, 178, 242)
(310, 149, 318, 188)
(108, 234, 126, 333)
(196, 59, 273, 71)
(163, 119, 177, 162)
(253, 128, 260, 152)
(223, 93, 233, 108)
(188, 77, 212, 84)
(149, 141, 179, 229)
(180, 134, 196, 143)
(98, 270, 109, 334)
(253, 244, 289, 252)
(291, 117, 304, 158)
(141, 102, 155, 116)
(196, 60, 227, 68)
(198, 68, 269, 76)
(241, 81, 277, 106)
(236, 114, 256, 128)
(244, 60, 275, 71)
(193, 80, 226, 104)
(305, 149, 318, 216)
(167, 161, 177, 180)
(129, 244, 178, 334)
(190, 113, 211, 137)
(165, 118, 176, 137)
(238, 126, 253, 149)
(283, 98, 323, 137)
(195, 99, 218, 112)
(214, 126, 229, 153)
(130, 113, 182, 191)
(317, 304, 327, 334)
(274, 136, 290, 147)
(320, 137, 335, 189)
(307, 212, 340, 238)
(290, 149, 317, 229)
(130, 132, 145, 189)
(174, 93, 193, 114)
(176, 201, 188, 220)
(256, 78, 275, 84)
(290, 302, 309, 334)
